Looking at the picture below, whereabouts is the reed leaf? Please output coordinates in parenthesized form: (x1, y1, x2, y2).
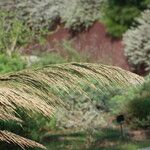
(0, 63, 144, 149)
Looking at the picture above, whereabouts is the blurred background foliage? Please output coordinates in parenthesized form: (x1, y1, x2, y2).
(102, 0, 150, 37)
(123, 10, 150, 73)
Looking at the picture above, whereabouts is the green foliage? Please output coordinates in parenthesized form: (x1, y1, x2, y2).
(0, 11, 34, 55)
(127, 98, 150, 129)
(32, 40, 90, 67)
(103, 0, 150, 37)
(123, 9, 150, 73)
(0, 53, 27, 74)
(56, 92, 104, 131)
(55, 83, 124, 131)
(60, 0, 103, 32)
(32, 53, 66, 68)
(0, 112, 57, 150)
(126, 77, 150, 129)
(3, 0, 103, 32)
(111, 77, 150, 129)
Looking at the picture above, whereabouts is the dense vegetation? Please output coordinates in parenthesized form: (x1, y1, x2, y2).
(123, 10, 150, 73)
(0, 1, 150, 150)
(110, 75, 150, 129)
(2, 0, 149, 37)
(103, 0, 150, 37)
(0, 0, 104, 33)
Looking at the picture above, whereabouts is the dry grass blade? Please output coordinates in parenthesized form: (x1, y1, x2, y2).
(0, 63, 144, 149)
(0, 63, 144, 122)
(0, 130, 46, 149)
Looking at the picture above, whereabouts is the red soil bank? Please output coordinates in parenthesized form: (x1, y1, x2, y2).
(25, 22, 130, 70)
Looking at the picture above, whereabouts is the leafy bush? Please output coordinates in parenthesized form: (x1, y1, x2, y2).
(103, 0, 150, 37)
(55, 84, 124, 131)
(123, 9, 150, 73)
(2, 0, 103, 32)
(31, 53, 66, 68)
(0, 11, 34, 56)
(127, 98, 150, 129)
(60, 0, 103, 32)
(111, 76, 150, 129)
(0, 11, 29, 73)
(56, 91, 109, 131)
(0, 111, 57, 150)
(0, 53, 27, 74)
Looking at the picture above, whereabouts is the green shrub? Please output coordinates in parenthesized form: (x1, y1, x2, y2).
(1, 0, 104, 32)
(123, 9, 150, 73)
(32, 40, 90, 67)
(0, 11, 34, 56)
(111, 76, 150, 129)
(0, 53, 27, 74)
(32, 53, 66, 68)
(60, 0, 104, 32)
(103, 0, 150, 37)
(0, 110, 57, 150)
(55, 83, 124, 131)
(127, 98, 150, 129)
(56, 90, 108, 131)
